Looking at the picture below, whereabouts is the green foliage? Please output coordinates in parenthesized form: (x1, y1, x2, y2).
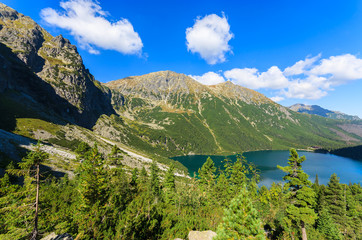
(198, 157, 216, 191)
(75, 142, 91, 156)
(278, 149, 317, 239)
(323, 174, 347, 230)
(215, 186, 266, 240)
(0, 143, 48, 240)
(317, 208, 341, 240)
(163, 164, 176, 204)
(0, 146, 361, 240)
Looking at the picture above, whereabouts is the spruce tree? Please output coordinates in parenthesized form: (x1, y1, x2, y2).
(76, 145, 109, 238)
(198, 157, 216, 192)
(215, 186, 266, 240)
(163, 164, 176, 204)
(108, 144, 123, 166)
(323, 174, 347, 234)
(317, 208, 341, 240)
(130, 168, 139, 195)
(149, 161, 161, 200)
(277, 149, 317, 240)
(214, 172, 230, 207)
(7, 143, 48, 240)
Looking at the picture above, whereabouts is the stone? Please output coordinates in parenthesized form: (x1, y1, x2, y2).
(188, 230, 217, 240)
(41, 232, 73, 240)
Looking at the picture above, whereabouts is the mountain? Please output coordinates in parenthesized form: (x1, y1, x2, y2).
(289, 103, 361, 121)
(98, 71, 362, 157)
(0, 3, 114, 129)
(0, 2, 362, 174)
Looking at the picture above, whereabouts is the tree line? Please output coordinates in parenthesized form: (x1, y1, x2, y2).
(0, 143, 361, 239)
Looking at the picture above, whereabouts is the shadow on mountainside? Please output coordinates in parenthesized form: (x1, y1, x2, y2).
(0, 43, 115, 130)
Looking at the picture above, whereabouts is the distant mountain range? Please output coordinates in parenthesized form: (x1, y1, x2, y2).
(289, 104, 361, 121)
(1, 3, 362, 173)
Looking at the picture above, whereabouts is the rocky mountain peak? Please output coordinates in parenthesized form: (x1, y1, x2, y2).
(105, 70, 208, 99)
(0, 3, 114, 128)
(0, 3, 21, 21)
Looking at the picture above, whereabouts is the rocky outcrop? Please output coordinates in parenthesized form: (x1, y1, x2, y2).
(188, 230, 217, 240)
(41, 232, 73, 240)
(0, 3, 115, 128)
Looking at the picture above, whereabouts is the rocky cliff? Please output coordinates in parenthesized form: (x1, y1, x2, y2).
(0, 3, 114, 128)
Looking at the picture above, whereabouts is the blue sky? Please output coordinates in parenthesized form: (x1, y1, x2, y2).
(3, 0, 362, 117)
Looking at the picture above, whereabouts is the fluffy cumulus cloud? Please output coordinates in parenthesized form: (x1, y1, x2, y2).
(41, 0, 143, 55)
(283, 54, 321, 76)
(224, 66, 288, 89)
(270, 96, 285, 102)
(189, 71, 225, 85)
(186, 13, 233, 65)
(194, 54, 362, 101)
(310, 54, 362, 84)
(281, 54, 362, 100)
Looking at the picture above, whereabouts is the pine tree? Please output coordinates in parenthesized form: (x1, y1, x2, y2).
(323, 173, 347, 235)
(163, 164, 176, 204)
(345, 183, 362, 239)
(317, 208, 341, 240)
(7, 143, 48, 240)
(77, 145, 108, 209)
(76, 145, 109, 238)
(75, 141, 91, 156)
(130, 168, 139, 195)
(214, 171, 231, 207)
(215, 186, 266, 240)
(108, 144, 123, 166)
(277, 149, 317, 240)
(198, 157, 216, 192)
(149, 161, 161, 200)
(229, 155, 247, 192)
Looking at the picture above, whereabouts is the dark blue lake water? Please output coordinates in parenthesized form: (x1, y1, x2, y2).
(173, 150, 362, 187)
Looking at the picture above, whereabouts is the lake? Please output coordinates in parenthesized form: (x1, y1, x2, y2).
(172, 150, 362, 187)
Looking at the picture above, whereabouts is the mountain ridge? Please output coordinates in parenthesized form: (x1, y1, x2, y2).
(289, 103, 361, 121)
(98, 70, 362, 157)
(1, 2, 362, 164)
(0, 3, 114, 128)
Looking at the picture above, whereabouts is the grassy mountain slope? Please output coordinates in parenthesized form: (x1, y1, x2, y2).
(1, 2, 361, 178)
(101, 71, 362, 157)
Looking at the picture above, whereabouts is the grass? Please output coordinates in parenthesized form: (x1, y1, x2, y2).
(13, 118, 61, 138)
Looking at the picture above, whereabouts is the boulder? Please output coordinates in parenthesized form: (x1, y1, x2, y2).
(41, 232, 73, 240)
(188, 230, 217, 240)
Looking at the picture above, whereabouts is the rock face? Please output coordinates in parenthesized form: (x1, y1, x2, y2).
(0, 3, 114, 128)
(188, 230, 217, 240)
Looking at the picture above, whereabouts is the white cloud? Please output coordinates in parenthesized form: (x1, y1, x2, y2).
(282, 76, 329, 100)
(41, 0, 143, 55)
(270, 96, 285, 102)
(186, 13, 233, 65)
(310, 54, 362, 84)
(224, 66, 288, 89)
(283, 54, 321, 76)
(189, 71, 225, 85)
(195, 53, 362, 101)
